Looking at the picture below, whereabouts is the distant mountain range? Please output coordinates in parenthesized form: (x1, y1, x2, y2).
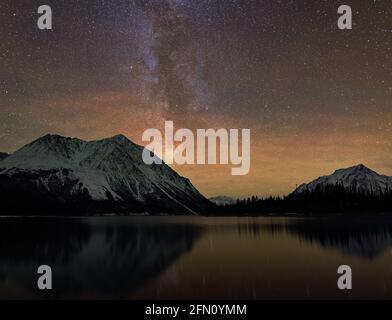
(0, 134, 212, 215)
(215, 164, 392, 215)
(209, 196, 237, 206)
(1, 135, 391, 216)
(293, 164, 392, 195)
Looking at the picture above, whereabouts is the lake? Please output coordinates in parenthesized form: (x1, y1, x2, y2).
(0, 216, 392, 299)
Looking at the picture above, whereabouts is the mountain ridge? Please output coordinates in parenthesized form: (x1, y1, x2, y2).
(293, 164, 392, 195)
(0, 134, 212, 215)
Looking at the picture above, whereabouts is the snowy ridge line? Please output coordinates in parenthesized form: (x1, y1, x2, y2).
(294, 164, 392, 195)
(0, 134, 212, 215)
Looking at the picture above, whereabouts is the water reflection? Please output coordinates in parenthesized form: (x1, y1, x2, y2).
(0, 218, 201, 299)
(236, 218, 392, 259)
(0, 218, 90, 264)
(0, 216, 392, 299)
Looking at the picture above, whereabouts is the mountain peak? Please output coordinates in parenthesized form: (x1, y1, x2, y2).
(294, 164, 390, 195)
(31, 133, 83, 146)
(31, 134, 135, 149)
(350, 163, 370, 171)
(42, 133, 64, 139)
(334, 163, 375, 175)
(40, 133, 73, 140)
(352, 164, 373, 173)
(0, 133, 211, 214)
(106, 134, 130, 143)
(111, 134, 127, 139)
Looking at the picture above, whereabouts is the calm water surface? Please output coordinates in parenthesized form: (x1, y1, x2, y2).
(0, 216, 392, 299)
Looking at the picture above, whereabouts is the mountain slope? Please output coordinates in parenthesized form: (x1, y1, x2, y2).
(293, 164, 392, 195)
(0, 153, 9, 161)
(0, 134, 212, 215)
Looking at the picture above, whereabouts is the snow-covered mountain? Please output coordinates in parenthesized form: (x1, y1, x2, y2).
(0, 134, 212, 215)
(209, 196, 236, 206)
(293, 164, 392, 195)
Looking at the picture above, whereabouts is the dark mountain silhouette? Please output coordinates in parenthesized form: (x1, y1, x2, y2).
(0, 134, 212, 215)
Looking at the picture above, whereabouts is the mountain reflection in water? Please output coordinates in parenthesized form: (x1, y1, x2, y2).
(0, 217, 201, 299)
(0, 216, 392, 299)
(236, 218, 392, 259)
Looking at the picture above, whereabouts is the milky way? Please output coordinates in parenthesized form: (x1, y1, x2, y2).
(1, 0, 392, 197)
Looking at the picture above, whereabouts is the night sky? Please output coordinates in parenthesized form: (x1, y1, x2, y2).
(1, 0, 392, 197)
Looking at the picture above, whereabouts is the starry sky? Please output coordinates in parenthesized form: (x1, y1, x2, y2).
(1, 0, 392, 198)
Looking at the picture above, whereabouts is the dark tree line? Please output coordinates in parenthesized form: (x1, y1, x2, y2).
(212, 183, 392, 216)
